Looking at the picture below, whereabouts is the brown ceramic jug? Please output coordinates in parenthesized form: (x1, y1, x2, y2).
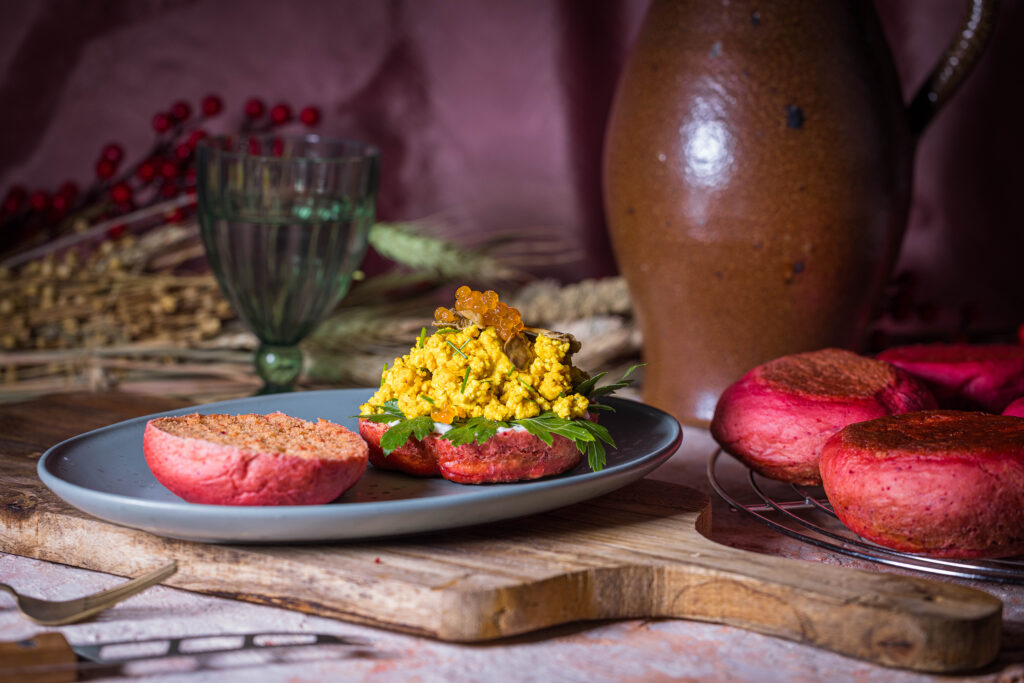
(604, 0, 995, 426)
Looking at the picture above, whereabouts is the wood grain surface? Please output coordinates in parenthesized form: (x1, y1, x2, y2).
(0, 393, 1004, 673)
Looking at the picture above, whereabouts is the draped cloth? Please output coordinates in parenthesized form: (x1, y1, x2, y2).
(1, 0, 1021, 334)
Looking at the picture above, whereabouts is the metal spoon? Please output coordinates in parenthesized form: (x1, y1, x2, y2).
(0, 561, 177, 625)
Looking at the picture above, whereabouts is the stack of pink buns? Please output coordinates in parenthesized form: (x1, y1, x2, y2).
(713, 343, 1024, 558)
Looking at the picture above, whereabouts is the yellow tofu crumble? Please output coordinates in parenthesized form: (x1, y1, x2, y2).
(360, 325, 590, 423)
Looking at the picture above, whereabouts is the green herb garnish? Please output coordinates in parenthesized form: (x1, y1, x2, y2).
(445, 339, 468, 359)
(419, 394, 435, 404)
(517, 377, 537, 393)
(442, 416, 508, 447)
(379, 415, 435, 454)
(461, 366, 470, 393)
(417, 327, 427, 348)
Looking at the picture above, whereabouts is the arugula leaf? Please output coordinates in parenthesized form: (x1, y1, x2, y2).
(379, 415, 435, 455)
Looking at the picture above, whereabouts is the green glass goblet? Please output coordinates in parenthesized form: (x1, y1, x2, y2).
(196, 135, 378, 393)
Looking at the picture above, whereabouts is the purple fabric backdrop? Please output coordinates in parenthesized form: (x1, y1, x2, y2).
(1, 0, 1021, 335)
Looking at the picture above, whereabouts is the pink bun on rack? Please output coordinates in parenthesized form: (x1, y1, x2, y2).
(877, 343, 1024, 412)
(1004, 397, 1024, 418)
(820, 411, 1024, 558)
(711, 348, 936, 485)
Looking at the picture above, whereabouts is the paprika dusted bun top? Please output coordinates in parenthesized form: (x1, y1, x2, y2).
(759, 347, 905, 399)
(143, 412, 368, 506)
(836, 410, 1024, 454)
(821, 410, 1024, 558)
(711, 348, 936, 485)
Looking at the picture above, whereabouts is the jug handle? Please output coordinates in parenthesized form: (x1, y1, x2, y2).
(907, 0, 997, 135)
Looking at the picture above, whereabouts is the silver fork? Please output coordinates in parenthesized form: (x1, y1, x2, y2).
(0, 561, 178, 625)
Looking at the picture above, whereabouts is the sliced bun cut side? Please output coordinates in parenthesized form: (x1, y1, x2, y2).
(144, 412, 368, 506)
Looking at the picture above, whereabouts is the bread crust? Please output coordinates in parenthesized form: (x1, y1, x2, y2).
(820, 410, 1024, 558)
(711, 348, 936, 484)
(144, 413, 368, 505)
(358, 418, 583, 484)
(877, 343, 1024, 412)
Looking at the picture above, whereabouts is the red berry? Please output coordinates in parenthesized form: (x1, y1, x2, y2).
(247, 138, 262, 155)
(269, 103, 292, 125)
(244, 98, 266, 119)
(170, 100, 191, 121)
(299, 106, 321, 126)
(101, 143, 124, 164)
(3, 186, 27, 213)
(28, 190, 49, 211)
(152, 112, 172, 133)
(57, 181, 79, 200)
(159, 160, 179, 179)
(271, 137, 285, 156)
(187, 129, 208, 148)
(106, 224, 125, 239)
(110, 182, 133, 204)
(174, 143, 192, 161)
(51, 194, 69, 212)
(201, 94, 223, 117)
(184, 166, 197, 183)
(137, 161, 157, 183)
(160, 182, 179, 198)
(96, 159, 116, 180)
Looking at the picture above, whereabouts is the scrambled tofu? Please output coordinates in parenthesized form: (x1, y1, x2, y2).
(360, 325, 590, 423)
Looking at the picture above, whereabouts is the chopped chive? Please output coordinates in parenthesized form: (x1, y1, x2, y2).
(436, 328, 458, 334)
(419, 394, 435, 404)
(417, 327, 427, 348)
(458, 338, 470, 350)
(380, 363, 388, 388)
(445, 339, 468, 358)
(461, 366, 470, 393)
(518, 377, 537, 393)
(506, 367, 515, 377)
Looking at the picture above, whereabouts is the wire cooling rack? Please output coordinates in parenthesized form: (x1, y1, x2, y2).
(707, 448, 1024, 585)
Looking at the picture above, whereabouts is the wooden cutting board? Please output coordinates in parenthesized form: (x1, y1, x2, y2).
(0, 393, 1003, 673)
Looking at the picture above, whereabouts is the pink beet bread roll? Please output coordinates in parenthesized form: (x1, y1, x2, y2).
(1004, 397, 1024, 418)
(433, 429, 583, 484)
(359, 418, 583, 484)
(711, 348, 936, 485)
(876, 343, 1024, 412)
(820, 411, 1024, 558)
(358, 418, 441, 477)
(144, 412, 368, 505)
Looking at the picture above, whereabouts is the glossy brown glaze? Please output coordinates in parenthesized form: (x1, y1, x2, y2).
(603, 0, 993, 426)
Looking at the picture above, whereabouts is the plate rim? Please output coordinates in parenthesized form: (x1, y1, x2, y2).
(37, 388, 683, 541)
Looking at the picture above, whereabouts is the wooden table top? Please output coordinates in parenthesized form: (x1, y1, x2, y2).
(1, 391, 1021, 682)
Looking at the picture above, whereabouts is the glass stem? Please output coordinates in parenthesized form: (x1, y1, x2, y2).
(255, 343, 303, 393)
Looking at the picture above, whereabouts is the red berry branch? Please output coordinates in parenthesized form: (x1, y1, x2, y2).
(0, 94, 323, 262)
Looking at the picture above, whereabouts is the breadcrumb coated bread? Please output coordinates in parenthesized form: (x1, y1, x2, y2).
(144, 412, 368, 505)
(711, 348, 936, 484)
(820, 411, 1024, 558)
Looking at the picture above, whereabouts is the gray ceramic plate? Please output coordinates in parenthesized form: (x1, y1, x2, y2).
(38, 388, 682, 544)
